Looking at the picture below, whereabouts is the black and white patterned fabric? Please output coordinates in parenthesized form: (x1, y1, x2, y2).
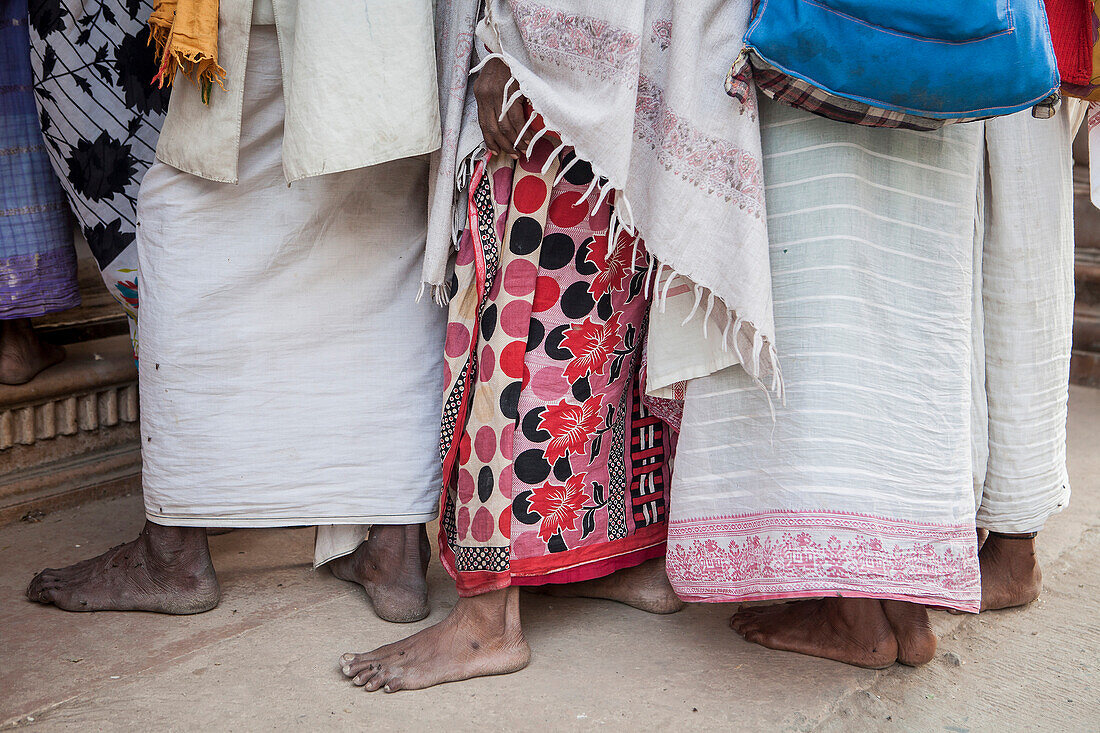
(28, 0, 168, 350)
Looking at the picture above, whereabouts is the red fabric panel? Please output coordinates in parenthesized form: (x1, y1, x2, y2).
(1046, 0, 1094, 86)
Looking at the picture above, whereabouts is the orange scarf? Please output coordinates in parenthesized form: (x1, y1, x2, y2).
(149, 0, 225, 104)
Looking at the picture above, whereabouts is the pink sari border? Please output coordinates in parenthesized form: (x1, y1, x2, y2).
(673, 588, 979, 614)
(666, 510, 980, 613)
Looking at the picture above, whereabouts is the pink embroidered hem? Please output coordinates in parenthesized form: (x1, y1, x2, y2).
(666, 510, 981, 613)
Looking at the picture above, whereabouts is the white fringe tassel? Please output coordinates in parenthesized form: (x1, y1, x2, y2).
(452, 64, 786, 405)
(469, 52, 505, 75)
(553, 156, 581, 186)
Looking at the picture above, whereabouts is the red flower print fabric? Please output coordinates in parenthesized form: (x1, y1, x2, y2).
(438, 129, 676, 596)
(529, 474, 588, 542)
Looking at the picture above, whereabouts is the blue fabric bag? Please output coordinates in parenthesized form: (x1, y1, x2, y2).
(732, 0, 1061, 129)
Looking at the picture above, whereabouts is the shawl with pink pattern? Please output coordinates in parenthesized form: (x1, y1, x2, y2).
(426, 0, 780, 394)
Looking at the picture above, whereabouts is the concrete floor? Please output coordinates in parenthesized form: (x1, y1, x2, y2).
(2, 389, 1099, 732)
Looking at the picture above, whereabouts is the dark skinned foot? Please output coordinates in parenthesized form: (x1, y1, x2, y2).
(881, 600, 936, 666)
(0, 318, 65, 385)
(328, 524, 431, 623)
(340, 587, 530, 692)
(730, 598, 899, 669)
(524, 557, 685, 614)
(978, 532, 1043, 611)
(26, 521, 219, 614)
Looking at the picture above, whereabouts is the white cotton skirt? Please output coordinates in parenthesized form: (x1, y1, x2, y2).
(667, 100, 1079, 611)
(135, 27, 445, 528)
(667, 98, 986, 611)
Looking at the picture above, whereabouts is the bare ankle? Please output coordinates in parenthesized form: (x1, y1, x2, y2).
(457, 588, 524, 640)
(140, 522, 212, 570)
(881, 600, 936, 666)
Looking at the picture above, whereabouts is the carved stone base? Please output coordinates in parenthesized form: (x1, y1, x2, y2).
(0, 336, 140, 525)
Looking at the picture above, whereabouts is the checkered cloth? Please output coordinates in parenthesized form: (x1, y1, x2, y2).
(726, 52, 986, 132)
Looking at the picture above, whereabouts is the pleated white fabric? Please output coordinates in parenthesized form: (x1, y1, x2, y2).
(972, 109, 1078, 533)
(667, 99, 1080, 611)
(667, 98, 985, 612)
(136, 27, 445, 538)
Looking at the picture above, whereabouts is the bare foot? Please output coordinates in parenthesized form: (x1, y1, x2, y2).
(340, 587, 531, 692)
(526, 557, 685, 614)
(730, 598, 899, 669)
(881, 600, 936, 666)
(328, 524, 431, 623)
(26, 521, 219, 614)
(0, 319, 65, 385)
(978, 533, 1042, 611)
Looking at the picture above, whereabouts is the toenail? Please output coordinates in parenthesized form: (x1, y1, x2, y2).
(383, 685, 392, 693)
(342, 666, 350, 675)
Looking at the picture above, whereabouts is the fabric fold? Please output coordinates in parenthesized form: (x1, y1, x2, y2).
(428, 0, 779, 395)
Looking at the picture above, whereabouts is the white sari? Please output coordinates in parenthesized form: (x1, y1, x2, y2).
(667, 100, 1076, 612)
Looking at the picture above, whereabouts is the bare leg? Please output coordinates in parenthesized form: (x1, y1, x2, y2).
(340, 587, 530, 692)
(525, 557, 685, 614)
(0, 318, 65, 385)
(26, 521, 219, 614)
(730, 598, 900, 669)
(327, 524, 431, 623)
(977, 532, 1042, 611)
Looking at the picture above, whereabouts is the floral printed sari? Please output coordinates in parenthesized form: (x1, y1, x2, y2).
(439, 128, 675, 597)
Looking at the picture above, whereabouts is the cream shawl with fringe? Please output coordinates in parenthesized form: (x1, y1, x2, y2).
(426, 0, 779, 395)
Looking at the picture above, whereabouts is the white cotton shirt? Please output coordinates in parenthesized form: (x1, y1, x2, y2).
(155, 0, 442, 184)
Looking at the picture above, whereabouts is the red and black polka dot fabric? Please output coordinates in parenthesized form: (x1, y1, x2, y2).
(438, 131, 674, 597)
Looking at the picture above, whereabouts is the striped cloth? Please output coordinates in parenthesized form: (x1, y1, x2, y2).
(666, 99, 1079, 610)
(972, 109, 1077, 534)
(1, 0, 77, 320)
(666, 97, 985, 612)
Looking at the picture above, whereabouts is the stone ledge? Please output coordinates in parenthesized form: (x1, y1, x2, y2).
(0, 335, 140, 525)
(0, 336, 137, 450)
(0, 335, 136, 410)
(0, 446, 141, 525)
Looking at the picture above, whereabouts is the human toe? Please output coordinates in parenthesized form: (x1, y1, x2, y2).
(365, 667, 395, 691)
(352, 666, 382, 687)
(342, 656, 376, 679)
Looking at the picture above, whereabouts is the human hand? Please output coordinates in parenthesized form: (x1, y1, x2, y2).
(473, 57, 536, 158)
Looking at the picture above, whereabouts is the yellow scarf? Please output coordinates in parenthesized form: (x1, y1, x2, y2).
(149, 0, 225, 104)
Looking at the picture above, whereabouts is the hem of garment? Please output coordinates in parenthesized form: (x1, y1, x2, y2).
(510, 523, 669, 578)
(976, 482, 1071, 535)
(154, 149, 239, 184)
(283, 140, 442, 184)
(145, 510, 439, 528)
(443, 527, 668, 597)
(673, 587, 979, 614)
(155, 139, 442, 186)
(312, 544, 361, 570)
(0, 248, 81, 318)
(666, 509, 980, 613)
(512, 542, 666, 586)
(0, 293, 80, 319)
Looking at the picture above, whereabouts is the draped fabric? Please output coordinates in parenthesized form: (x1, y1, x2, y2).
(1045, 0, 1093, 88)
(27, 0, 170, 349)
(667, 100, 1079, 610)
(667, 98, 985, 612)
(439, 132, 673, 597)
(972, 110, 1078, 533)
(136, 27, 446, 530)
(429, 0, 778, 398)
(1, 0, 78, 320)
